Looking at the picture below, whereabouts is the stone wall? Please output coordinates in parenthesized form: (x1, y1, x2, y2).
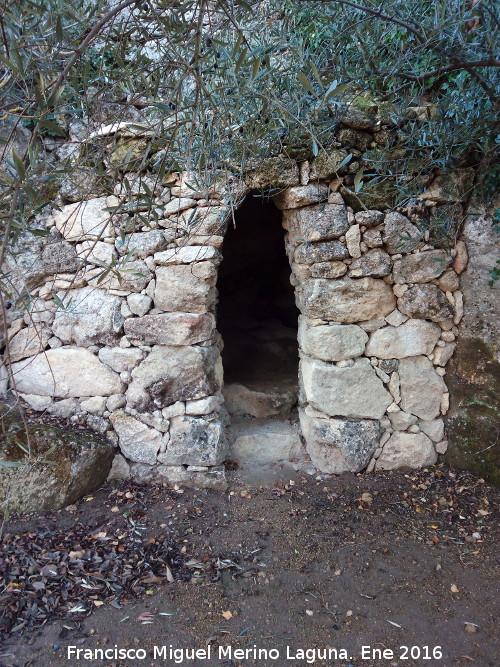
(1, 118, 471, 489)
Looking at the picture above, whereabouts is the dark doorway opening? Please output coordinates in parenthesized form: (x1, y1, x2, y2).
(217, 196, 299, 418)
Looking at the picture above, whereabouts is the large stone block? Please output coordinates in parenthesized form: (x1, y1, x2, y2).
(244, 156, 299, 189)
(299, 277, 396, 322)
(283, 203, 349, 243)
(98, 346, 144, 372)
(393, 249, 451, 284)
(11, 348, 124, 397)
(298, 318, 367, 361)
(365, 320, 441, 359)
(301, 356, 392, 419)
(48, 197, 117, 241)
(158, 415, 227, 466)
(154, 245, 222, 265)
(272, 184, 329, 210)
(8, 325, 51, 362)
(42, 239, 83, 274)
(383, 212, 423, 254)
(124, 312, 215, 346)
(299, 408, 381, 473)
(0, 409, 114, 512)
(116, 230, 169, 258)
(349, 248, 392, 278)
(309, 149, 348, 179)
(398, 284, 454, 323)
(52, 286, 123, 346)
(110, 411, 164, 465)
(127, 344, 222, 410)
(399, 356, 446, 420)
(376, 432, 437, 470)
(295, 239, 349, 264)
(154, 262, 217, 313)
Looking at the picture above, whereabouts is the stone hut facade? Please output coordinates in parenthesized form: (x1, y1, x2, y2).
(2, 117, 471, 490)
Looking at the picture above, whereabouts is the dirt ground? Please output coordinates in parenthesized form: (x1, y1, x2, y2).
(1, 465, 498, 667)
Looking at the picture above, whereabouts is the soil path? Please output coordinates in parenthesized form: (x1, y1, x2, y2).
(1, 467, 498, 667)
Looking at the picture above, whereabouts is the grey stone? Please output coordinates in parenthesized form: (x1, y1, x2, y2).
(418, 418, 445, 442)
(126, 293, 152, 316)
(8, 325, 51, 362)
(230, 420, 303, 464)
(378, 359, 399, 374)
(283, 203, 349, 243)
(154, 262, 217, 313)
(127, 344, 222, 410)
(298, 318, 367, 361)
(310, 261, 348, 279)
(107, 394, 127, 411)
(116, 230, 169, 258)
(52, 286, 123, 346)
(159, 415, 227, 466)
(98, 346, 144, 372)
(389, 410, 418, 430)
(11, 348, 124, 397)
(301, 356, 392, 419)
(299, 277, 396, 322)
(376, 432, 437, 470)
(154, 245, 222, 265)
(272, 184, 329, 210)
(107, 454, 131, 480)
(393, 250, 451, 284)
(48, 197, 117, 241)
(47, 398, 80, 418)
(223, 382, 297, 419)
(383, 212, 423, 254)
(0, 413, 114, 512)
(365, 320, 441, 358)
(300, 408, 381, 473)
(438, 269, 460, 293)
(363, 229, 383, 248)
(80, 396, 107, 414)
(295, 240, 349, 264)
(399, 356, 447, 420)
(124, 312, 214, 346)
(78, 240, 115, 267)
(398, 284, 454, 323)
(42, 239, 83, 274)
(110, 411, 164, 464)
(336, 128, 371, 152)
(309, 149, 349, 179)
(345, 224, 361, 258)
(349, 248, 392, 278)
(355, 210, 384, 228)
(245, 156, 299, 189)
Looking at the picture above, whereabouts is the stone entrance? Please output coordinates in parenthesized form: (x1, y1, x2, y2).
(217, 196, 305, 478)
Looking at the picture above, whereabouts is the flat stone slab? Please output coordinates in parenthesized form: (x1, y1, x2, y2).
(229, 419, 303, 465)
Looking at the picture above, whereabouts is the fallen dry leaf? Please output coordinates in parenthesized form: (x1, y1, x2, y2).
(222, 610, 233, 620)
(451, 583, 460, 593)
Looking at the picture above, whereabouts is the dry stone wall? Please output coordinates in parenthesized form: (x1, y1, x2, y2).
(1, 120, 470, 490)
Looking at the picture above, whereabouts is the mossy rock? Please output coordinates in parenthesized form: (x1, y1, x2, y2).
(0, 404, 115, 513)
(445, 338, 500, 485)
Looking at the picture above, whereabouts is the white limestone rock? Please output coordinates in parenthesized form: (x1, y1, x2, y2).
(154, 245, 222, 266)
(127, 294, 152, 317)
(160, 197, 197, 217)
(376, 432, 437, 470)
(418, 419, 445, 442)
(299, 277, 396, 323)
(389, 410, 418, 431)
(230, 420, 303, 464)
(48, 197, 117, 241)
(106, 394, 127, 411)
(393, 249, 450, 284)
(126, 344, 222, 411)
(110, 411, 164, 465)
(345, 224, 361, 258)
(107, 454, 131, 480)
(116, 230, 169, 258)
(158, 415, 227, 466)
(282, 203, 349, 243)
(365, 320, 441, 359)
(19, 393, 52, 411)
(433, 342, 456, 366)
(154, 262, 217, 313)
(298, 318, 367, 361)
(299, 408, 381, 473)
(272, 184, 329, 210)
(124, 312, 215, 346)
(399, 356, 447, 420)
(8, 325, 51, 362)
(185, 395, 221, 415)
(383, 212, 423, 254)
(52, 286, 123, 346)
(11, 348, 124, 397)
(80, 396, 107, 415)
(98, 346, 143, 372)
(349, 248, 392, 278)
(301, 356, 392, 419)
(78, 241, 115, 267)
(398, 284, 454, 323)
